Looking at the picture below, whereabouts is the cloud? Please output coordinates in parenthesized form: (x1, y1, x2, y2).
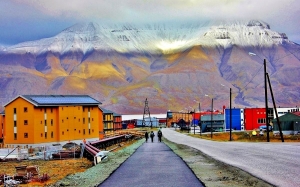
(1, 0, 299, 45)
(13, 0, 298, 23)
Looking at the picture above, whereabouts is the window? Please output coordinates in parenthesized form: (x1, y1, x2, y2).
(24, 133, 28, 138)
(44, 120, 47, 126)
(62, 131, 64, 135)
(41, 121, 42, 124)
(44, 108, 46, 113)
(24, 107, 28, 112)
(83, 118, 85, 124)
(89, 129, 91, 134)
(83, 129, 85, 135)
(79, 119, 80, 122)
(14, 133, 17, 140)
(92, 118, 94, 121)
(14, 108, 16, 114)
(51, 108, 53, 113)
(41, 133, 43, 137)
(51, 119, 53, 126)
(14, 121, 17, 127)
(79, 130, 81, 133)
(83, 107, 85, 112)
(45, 132, 47, 139)
(51, 132, 53, 138)
(62, 119, 64, 123)
(74, 117, 76, 119)
(24, 120, 28, 125)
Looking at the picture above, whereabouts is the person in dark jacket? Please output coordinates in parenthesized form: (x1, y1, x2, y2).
(145, 131, 149, 142)
(157, 130, 162, 142)
(150, 131, 155, 142)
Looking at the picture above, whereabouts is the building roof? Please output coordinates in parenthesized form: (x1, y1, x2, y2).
(122, 114, 167, 121)
(99, 107, 113, 114)
(272, 112, 300, 121)
(4, 95, 101, 107)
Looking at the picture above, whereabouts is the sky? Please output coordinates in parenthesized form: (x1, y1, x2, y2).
(0, 0, 299, 46)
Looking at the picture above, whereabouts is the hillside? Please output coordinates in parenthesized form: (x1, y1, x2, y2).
(0, 20, 299, 114)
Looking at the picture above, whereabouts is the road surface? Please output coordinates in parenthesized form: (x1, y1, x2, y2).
(162, 128, 300, 187)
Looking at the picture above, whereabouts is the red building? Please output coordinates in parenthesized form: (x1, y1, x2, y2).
(244, 108, 266, 130)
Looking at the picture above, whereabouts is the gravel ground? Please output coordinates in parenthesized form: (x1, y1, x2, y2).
(50, 138, 274, 187)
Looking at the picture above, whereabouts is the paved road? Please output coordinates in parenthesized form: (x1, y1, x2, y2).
(162, 128, 300, 187)
(99, 135, 204, 187)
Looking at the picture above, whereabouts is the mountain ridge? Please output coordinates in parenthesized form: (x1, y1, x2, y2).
(0, 20, 299, 114)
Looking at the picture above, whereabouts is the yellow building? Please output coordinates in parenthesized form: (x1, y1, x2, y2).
(3, 95, 103, 148)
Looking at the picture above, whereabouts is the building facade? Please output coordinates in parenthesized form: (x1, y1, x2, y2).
(113, 113, 122, 131)
(244, 108, 266, 130)
(224, 108, 244, 131)
(3, 95, 102, 148)
(99, 108, 114, 137)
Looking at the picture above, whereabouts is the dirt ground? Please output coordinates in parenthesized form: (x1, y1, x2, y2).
(0, 140, 138, 187)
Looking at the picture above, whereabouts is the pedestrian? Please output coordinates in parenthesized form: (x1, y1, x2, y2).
(150, 131, 155, 142)
(145, 131, 149, 142)
(157, 130, 162, 142)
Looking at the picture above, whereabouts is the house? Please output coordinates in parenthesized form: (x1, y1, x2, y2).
(272, 111, 300, 135)
(3, 95, 102, 148)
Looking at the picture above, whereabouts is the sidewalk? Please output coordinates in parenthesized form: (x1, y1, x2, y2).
(98, 135, 204, 187)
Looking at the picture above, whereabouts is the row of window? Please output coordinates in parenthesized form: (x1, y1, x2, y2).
(13, 129, 93, 140)
(14, 106, 94, 114)
(13, 117, 96, 127)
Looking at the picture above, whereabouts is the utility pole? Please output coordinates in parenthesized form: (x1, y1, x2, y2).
(230, 88, 232, 141)
(266, 73, 284, 142)
(264, 59, 270, 142)
(211, 98, 213, 139)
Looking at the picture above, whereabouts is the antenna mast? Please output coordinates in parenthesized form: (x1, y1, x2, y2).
(142, 98, 153, 128)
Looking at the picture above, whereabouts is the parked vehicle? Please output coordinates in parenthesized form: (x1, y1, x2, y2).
(259, 125, 272, 132)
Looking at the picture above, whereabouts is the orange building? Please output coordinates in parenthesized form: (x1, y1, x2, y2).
(0, 111, 4, 147)
(3, 95, 103, 148)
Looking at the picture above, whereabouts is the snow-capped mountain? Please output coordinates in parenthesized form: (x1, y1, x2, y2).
(3, 20, 294, 55)
(0, 20, 299, 114)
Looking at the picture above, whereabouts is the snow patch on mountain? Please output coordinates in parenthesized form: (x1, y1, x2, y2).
(2, 20, 294, 54)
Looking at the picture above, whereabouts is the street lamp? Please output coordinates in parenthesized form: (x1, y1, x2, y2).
(194, 100, 201, 135)
(205, 94, 213, 138)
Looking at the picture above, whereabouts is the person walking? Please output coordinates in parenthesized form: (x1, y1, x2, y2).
(144, 131, 149, 142)
(150, 131, 155, 143)
(157, 130, 162, 142)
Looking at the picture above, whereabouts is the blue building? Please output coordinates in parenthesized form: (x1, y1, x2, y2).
(224, 108, 244, 131)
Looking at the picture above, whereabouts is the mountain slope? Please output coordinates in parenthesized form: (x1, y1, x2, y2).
(0, 20, 299, 113)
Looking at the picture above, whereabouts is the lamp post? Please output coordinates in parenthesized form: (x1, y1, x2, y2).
(205, 94, 213, 138)
(194, 100, 201, 135)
